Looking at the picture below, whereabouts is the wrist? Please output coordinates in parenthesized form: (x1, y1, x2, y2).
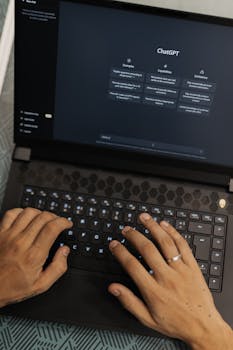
(189, 317, 233, 350)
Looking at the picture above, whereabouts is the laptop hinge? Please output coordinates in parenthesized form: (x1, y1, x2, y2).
(13, 147, 31, 162)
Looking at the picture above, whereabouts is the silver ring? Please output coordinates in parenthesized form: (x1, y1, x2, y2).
(167, 254, 182, 264)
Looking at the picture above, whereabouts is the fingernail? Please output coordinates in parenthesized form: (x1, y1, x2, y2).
(111, 290, 121, 297)
(110, 240, 119, 249)
(140, 213, 151, 221)
(122, 226, 131, 235)
(161, 221, 169, 228)
(63, 247, 70, 257)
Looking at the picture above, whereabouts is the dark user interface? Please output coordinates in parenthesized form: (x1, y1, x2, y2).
(15, 0, 233, 168)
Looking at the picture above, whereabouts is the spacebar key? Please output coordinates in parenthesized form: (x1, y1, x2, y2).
(188, 222, 212, 235)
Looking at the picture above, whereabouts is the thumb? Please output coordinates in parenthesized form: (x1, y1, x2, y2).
(33, 246, 70, 295)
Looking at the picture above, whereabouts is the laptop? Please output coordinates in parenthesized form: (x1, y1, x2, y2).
(2, 0, 233, 338)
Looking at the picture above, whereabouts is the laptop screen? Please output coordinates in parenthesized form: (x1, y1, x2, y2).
(15, 0, 233, 168)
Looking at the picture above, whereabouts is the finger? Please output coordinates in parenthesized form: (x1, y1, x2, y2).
(140, 214, 182, 267)
(22, 211, 58, 247)
(109, 241, 156, 302)
(108, 283, 156, 330)
(0, 208, 24, 231)
(160, 221, 198, 268)
(33, 246, 70, 294)
(33, 217, 73, 254)
(122, 226, 169, 275)
(9, 208, 42, 236)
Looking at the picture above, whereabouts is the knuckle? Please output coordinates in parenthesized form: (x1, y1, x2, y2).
(160, 235, 174, 248)
(34, 283, 47, 295)
(10, 239, 22, 254)
(51, 217, 71, 230)
(25, 251, 37, 266)
(56, 262, 68, 275)
(125, 254, 136, 268)
(40, 211, 56, 221)
(4, 209, 17, 220)
(44, 220, 60, 232)
(147, 217, 157, 227)
(175, 234, 186, 246)
(140, 241, 154, 255)
(23, 207, 41, 216)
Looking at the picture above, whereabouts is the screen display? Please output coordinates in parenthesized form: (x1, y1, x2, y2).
(15, 0, 233, 168)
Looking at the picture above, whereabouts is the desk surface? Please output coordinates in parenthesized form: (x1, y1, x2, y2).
(0, 55, 188, 350)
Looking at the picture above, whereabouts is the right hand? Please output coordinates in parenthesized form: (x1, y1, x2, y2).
(0, 208, 72, 307)
(108, 214, 233, 350)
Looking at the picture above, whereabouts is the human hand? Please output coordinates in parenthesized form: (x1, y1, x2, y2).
(0, 208, 72, 307)
(108, 213, 233, 350)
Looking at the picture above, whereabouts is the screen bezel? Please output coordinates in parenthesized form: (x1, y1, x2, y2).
(14, 0, 233, 184)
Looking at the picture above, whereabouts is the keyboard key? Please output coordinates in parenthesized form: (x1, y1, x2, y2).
(181, 233, 193, 245)
(62, 193, 73, 201)
(50, 191, 60, 199)
(99, 208, 110, 219)
(163, 217, 175, 226)
(120, 237, 126, 244)
(88, 197, 98, 205)
(74, 205, 84, 215)
(82, 245, 93, 257)
(210, 264, 222, 276)
(211, 251, 223, 263)
(193, 235, 211, 261)
(164, 209, 175, 217)
(176, 220, 187, 231)
(124, 211, 135, 223)
(24, 187, 36, 196)
(103, 222, 114, 233)
(112, 210, 123, 221)
(151, 216, 161, 223)
(198, 262, 208, 275)
(78, 231, 89, 242)
(91, 233, 101, 244)
(71, 243, 79, 252)
(126, 203, 137, 211)
(214, 225, 225, 237)
(61, 202, 72, 213)
(66, 230, 75, 241)
(96, 247, 106, 259)
(151, 207, 162, 215)
(86, 207, 97, 217)
(190, 213, 200, 220)
(116, 224, 125, 234)
(209, 277, 221, 290)
(188, 222, 212, 235)
(212, 238, 224, 250)
(105, 235, 114, 244)
(38, 189, 47, 197)
(202, 214, 213, 222)
(101, 199, 111, 207)
(22, 196, 33, 208)
(89, 219, 100, 230)
(47, 200, 59, 212)
(215, 216, 226, 224)
(176, 210, 188, 218)
(113, 201, 124, 209)
(77, 217, 87, 228)
(138, 205, 150, 212)
(76, 195, 85, 203)
(35, 198, 46, 210)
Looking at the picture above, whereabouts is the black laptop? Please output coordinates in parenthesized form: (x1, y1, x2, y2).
(2, 0, 233, 338)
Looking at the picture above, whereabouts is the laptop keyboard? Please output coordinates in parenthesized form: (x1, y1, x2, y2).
(21, 185, 227, 292)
